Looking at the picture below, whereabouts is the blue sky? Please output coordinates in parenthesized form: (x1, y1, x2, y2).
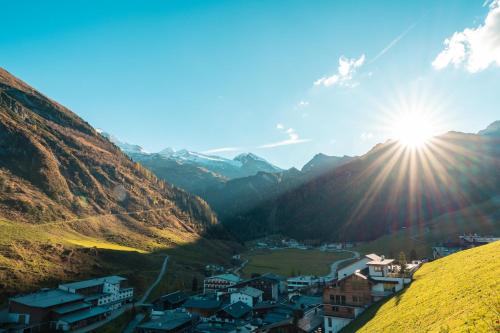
(1, 0, 499, 168)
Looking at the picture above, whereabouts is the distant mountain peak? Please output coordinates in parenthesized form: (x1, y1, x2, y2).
(478, 120, 500, 136)
(234, 152, 266, 162)
(301, 153, 355, 174)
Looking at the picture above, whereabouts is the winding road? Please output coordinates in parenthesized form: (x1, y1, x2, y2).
(122, 255, 169, 333)
(324, 250, 360, 279)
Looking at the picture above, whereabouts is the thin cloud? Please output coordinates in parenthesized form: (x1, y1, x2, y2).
(369, 22, 417, 64)
(360, 132, 374, 141)
(202, 147, 241, 154)
(314, 54, 365, 87)
(433, 0, 500, 73)
(259, 125, 311, 149)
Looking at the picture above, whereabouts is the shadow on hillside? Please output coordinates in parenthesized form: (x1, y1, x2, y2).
(0, 224, 243, 305)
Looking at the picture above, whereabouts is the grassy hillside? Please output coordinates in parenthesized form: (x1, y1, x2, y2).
(343, 241, 500, 333)
(0, 214, 241, 302)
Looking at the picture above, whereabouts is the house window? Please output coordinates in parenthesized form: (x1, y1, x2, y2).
(352, 296, 358, 302)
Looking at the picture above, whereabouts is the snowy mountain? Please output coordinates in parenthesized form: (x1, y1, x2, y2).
(99, 132, 283, 193)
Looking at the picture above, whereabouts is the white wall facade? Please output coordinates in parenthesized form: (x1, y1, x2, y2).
(323, 316, 352, 333)
(337, 258, 370, 280)
(230, 292, 253, 307)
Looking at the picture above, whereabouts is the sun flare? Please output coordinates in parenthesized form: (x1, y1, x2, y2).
(390, 112, 437, 148)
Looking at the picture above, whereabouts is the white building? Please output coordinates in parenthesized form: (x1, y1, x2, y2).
(286, 276, 319, 292)
(337, 253, 380, 280)
(58, 275, 133, 310)
(203, 273, 241, 293)
(229, 286, 263, 307)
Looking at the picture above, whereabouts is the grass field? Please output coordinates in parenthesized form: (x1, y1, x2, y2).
(343, 241, 500, 333)
(241, 248, 352, 278)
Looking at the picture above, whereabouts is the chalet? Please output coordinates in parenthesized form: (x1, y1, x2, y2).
(153, 291, 188, 311)
(230, 274, 281, 302)
(183, 298, 223, 318)
(229, 287, 263, 307)
(323, 272, 374, 333)
(204, 274, 241, 293)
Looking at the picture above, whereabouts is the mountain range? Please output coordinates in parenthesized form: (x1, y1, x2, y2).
(101, 133, 360, 221)
(223, 127, 500, 241)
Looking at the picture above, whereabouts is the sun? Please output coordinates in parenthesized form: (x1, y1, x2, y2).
(390, 112, 436, 148)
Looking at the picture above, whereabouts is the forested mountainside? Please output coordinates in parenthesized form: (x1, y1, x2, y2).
(0, 67, 216, 229)
(223, 127, 500, 241)
(0, 67, 231, 297)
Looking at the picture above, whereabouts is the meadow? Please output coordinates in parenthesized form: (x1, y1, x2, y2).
(241, 248, 352, 277)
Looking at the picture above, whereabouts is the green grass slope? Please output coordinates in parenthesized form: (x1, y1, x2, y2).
(344, 241, 500, 333)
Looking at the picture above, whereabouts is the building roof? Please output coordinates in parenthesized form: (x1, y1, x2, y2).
(138, 312, 193, 331)
(10, 289, 84, 308)
(57, 306, 108, 324)
(261, 273, 286, 282)
(52, 302, 91, 315)
(161, 291, 188, 304)
(221, 301, 252, 319)
(238, 286, 263, 298)
(206, 273, 241, 283)
(184, 298, 223, 310)
(367, 259, 395, 265)
(59, 276, 126, 290)
(365, 253, 382, 261)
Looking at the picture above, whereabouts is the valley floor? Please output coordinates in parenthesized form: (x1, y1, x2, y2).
(240, 248, 352, 277)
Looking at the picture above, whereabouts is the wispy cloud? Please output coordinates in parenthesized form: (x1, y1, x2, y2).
(314, 54, 365, 87)
(360, 132, 374, 141)
(432, 0, 500, 73)
(202, 147, 241, 154)
(369, 22, 417, 64)
(259, 124, 311, 149)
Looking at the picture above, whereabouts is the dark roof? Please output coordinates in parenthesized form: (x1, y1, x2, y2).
(52, 302, 91, 315)
(161, 291, 188, 304)
(262, 273, 286, 282)
(221, 301, 252, 319)
(184, 298, 223, 310)
(138, 313, 193, 331)
(57, 307, 108, 324)
(10, 289, 84, 308)
(196, 322, 237, 333)
(289, 295, 321, 310)
(59, 276, 126, 290)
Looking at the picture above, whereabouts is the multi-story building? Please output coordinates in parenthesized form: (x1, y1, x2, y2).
(231, 273, 284, 301)
(59, 275, 133, 310)
(323, 272, 374, 333)
(229, 286, 263, 307)
(203, 274, 241, 293)
(6, 289, 108, 332)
